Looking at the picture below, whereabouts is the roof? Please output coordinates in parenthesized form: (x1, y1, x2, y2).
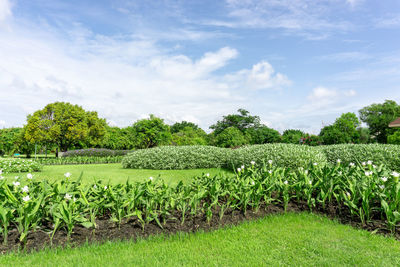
(389, 117, 400, 128)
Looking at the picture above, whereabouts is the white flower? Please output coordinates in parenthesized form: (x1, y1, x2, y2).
(268, 170, 272, 174)
(299, 167, 304, 170)
(104, 186, 108, 190)
(337, 159, 341, 164)
(308, 180, 312, 185)
(268, 160, 273, 165)
(237, 168, 242, 172)
(73, 197, 77, 202)
(21, 186, 29, 193)
(338, 171, 342, 175)
(392, 171, 399, 178)
(64, 172, 71, 178)
(373, 165, 377, 169)
(27, 173, 33, 179)
(241, 165, 245, 170)
(364, 171, 373, 176)
(64, 193, 72, 201)
(367, 160, 372, 165)
(305, 170, 309, 174)
(0, 169, 2, 175)
(14, 176, 19, 180)
(349, 162, 355, 167)
(346, 192, 351, 198)
(0, 176, 4, 180)
(22, 195, 30, 202)
(13, 181, 20, 187)
(206, 173, 210, 177)
(381, 177, 388, 182)
(250, 161, 256, 165)
(149, 176, 154, 181)
(379, 185, 385, 190)
(284, 180, 288, 185)
(93, 184, 97, 189)
(251, 181, 255, 185)
(313, 163, 318, 166)
(362, 162, 366, 166)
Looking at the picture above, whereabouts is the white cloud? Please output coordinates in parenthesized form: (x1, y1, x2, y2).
(0, 22, 289, 129)
(317, 52, 370, 62)
(0, 119, 5, 127)
(375, 15, 400, 28)
(0, 0, 11, 24)
(307, 87, 338, 102)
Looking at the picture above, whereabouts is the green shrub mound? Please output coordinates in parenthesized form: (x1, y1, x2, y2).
(318, 144, 400, 170)
(229, 144, 327, 170)
(0, 159, 42, 173)
(122, 146, 230, 170)
(61, 148, 130, 157)
(35, 156, 124, 165)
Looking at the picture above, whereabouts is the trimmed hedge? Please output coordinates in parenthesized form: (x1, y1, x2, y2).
(228, 144, 327, 170)
(317, 144, 400, 170)
(122, 146, 230, 169)
(34, 156, 123, 165)
(61, 148, 131, 158)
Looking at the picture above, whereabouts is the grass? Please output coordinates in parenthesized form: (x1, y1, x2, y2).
(1, 212, 400, 266)
(2, 163, 232, 185)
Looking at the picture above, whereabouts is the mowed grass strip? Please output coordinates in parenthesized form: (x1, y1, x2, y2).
(2, 213, 400, 267)
(1, 163, 231, 185)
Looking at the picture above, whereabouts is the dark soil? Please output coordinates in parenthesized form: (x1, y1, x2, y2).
(0, 201, 399, 254)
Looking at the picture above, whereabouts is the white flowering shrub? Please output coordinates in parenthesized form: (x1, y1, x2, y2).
(122, 146, 231, 169)
(228, 144, 327, 170)
(317, 144, 400, 171)
(0, 158, 42, 173)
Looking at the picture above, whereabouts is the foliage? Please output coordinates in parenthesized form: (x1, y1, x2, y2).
(170, 121, 200, 133)
(171, 127, 208, 146)
(101, 126, 136, 150)
(122, 146, 230, 169)
(0, 159, 42, 173)
(358, 127, 374, 144)
(61, 148, 130, 158)
(0, 128, 22, 155)
(300, 134, 321, 146)
(359, 100, 400, 143)
(281, 129, 305, 144)
(387, 130, 400, 145)
(34, 156, 124, 165)
(317, 144, 400, 171)
(320, 113, 360, 145)
(1, 161, 400, 247)
(228, 144, 327, 170)
(214, 127, 248, 148)
(24, 102, 107, 151)
(210, 109, 261, 135)
(132, 115, 172, 149)
(245, 126, 281, 144)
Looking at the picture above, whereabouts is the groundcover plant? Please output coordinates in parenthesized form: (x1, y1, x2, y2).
(0, 160, 399, 250)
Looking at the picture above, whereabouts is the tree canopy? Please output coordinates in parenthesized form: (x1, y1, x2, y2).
(132, 115, 172, 149)
(210, 109, 261, 135)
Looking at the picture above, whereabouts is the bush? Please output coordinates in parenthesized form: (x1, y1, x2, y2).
(0, 158, 42, 173)
(122, 146, 231, 169)
(35, 156, 124, 165)
(61, 148, 131, 157)
(317, 144, 400, 170)
(228, 144, 327, 170)
(214, 127, 248, 148)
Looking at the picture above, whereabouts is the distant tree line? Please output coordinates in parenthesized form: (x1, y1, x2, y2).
(1, 100, 400, 157)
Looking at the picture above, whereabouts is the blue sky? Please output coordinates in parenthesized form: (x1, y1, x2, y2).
(0, 0, 399, 133)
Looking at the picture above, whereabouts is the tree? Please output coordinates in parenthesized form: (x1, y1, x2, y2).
(281, 129, 305, 144)
(171, 127, 208, 146)
(388, 130, 400, 144)
(171, 121, 200, 133)
(0, 127, 22, 155)
(101, 126, 136, 150)
(245, 126, 281, 144)
(214, 127, 248, 148)
(24, 102, 107, 152)
(210, 109, 261, 135)
(359, 100, 400, 143)
(319, 125, 348, 145)
(132, 115, 172, 149)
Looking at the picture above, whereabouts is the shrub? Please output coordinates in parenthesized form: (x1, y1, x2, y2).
(214, 127, 248, 148)
(35, 156, 123, 165)
(61, 148, 131, 157)
(0, 158, 42, 173)
(122, 146, 231, 169)
(317, 144, 400, 170)
(228, 144, 327, 170)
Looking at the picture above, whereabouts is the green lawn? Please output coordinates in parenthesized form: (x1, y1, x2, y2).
(2, 212, 400, 266)
(2, 163, 232, 185)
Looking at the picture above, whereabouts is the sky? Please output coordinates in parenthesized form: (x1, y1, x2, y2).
(0, 0, 399, 134)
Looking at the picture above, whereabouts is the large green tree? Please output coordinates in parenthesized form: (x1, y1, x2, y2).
(245, 126, 281, 144)
(101, 126, 136, 150)
(359, 100, 400, 143)
(210, 109, 261, 135)
(0, 127, 22, 155)
(170, 121, 200, 133)
(282, 129, 305, 144)
(132, 115, 172, 149)
(319, 112, 360, 145)
(171, 126, 208, 146)
(24, 102, 107, 152)
(214, 127, 248, 148)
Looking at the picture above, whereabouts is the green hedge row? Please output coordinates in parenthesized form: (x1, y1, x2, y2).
(122, 144, 400, 171)
(317, 144, 400, 170)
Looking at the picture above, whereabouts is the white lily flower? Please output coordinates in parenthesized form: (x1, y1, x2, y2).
(27, 173, 33, 179)
(379, 185, 385, 190)
(337, 159, 341, 164)
(268, 170, 272, 174)
(313, 163, 318, 166)
(21, 186, 29, 193)
(0, 169, 2, 175)
(346, 192, 351, 198)
(284, 180, 288, 185)
(64, 172, 71, 178)
(349, 162, 355, 167)
(23, 195, 30, 202)
(0, 176, 4, 180)
(305, 170, 309, 174)
(367, 160, 372, 165)
(237, 168, 241, 172)
(206, 173, 210, 177)
(381, 177, 388, 182)
(64, 193, 72, 201)
(241, 165, 245, 170)
(13, 181, 20, 187)
(362, 162, 366, 166)
(104, 186, 108, 190)
(308, 180, 312, 185)
(149, 176, 154, 181)
(250, 161, 256, 165)
(14, 176, 19, 180)
(392, 171, 399, 178)
(268, 160, 273, 164)
(251, 181, 255, 185)
(364, 171, 373, 176)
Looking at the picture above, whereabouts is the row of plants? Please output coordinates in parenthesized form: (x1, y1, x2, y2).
(34, 156, 124, 166)
(1, 161, 399, 247)
(0, 159, 42, 174)
(61, 148, 131, 158)
(122, 144, 400, 171)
